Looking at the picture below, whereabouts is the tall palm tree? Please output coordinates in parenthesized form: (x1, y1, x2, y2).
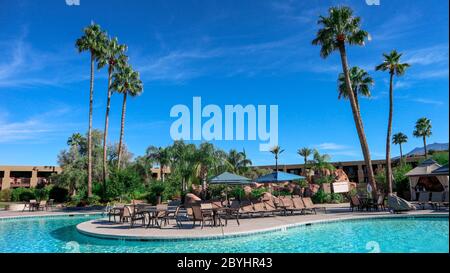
(312, 6, 378, 197)
(376, 50, 410, 193)
(226, 149, 253, 174)
(270, 145, 284, 172)
(97, 37, 127, 184)
(146, 146, 171, 182)
(413, 118, 432, 158)
(338, 66, 374, 111)
(111, 64, 144, 168)
(392, 132, 408, 164)
(297, 147, 312, 175)
(75, 23, 107, 197)
(168, 141, 198, 192)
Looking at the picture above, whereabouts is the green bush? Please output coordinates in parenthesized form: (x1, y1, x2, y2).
(35, 186, 51, 201)
(312, 189, 345, 204)
(250, 188, 266, 199)
(105, 168, 144, 201)
(11, 188, 36, 202)
(145, 182, 166, 204)
(314, 176, 334, 185)
(49, 186, 69, 203)
(229, 187, 245, 200)
(0, 189, 11, 202)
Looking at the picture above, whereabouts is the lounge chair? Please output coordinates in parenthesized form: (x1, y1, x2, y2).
(292, 196, 306, 214)
(430, 192, 444, 210)
(239, 200, 255, 218)
(416, 192, 431, 209)
(278, 196, 297, 215)
(262, 197, 280, 216)
(122, 205, 146, 228)
(302, 197, 317, 214)
(252, 201, 267, 217)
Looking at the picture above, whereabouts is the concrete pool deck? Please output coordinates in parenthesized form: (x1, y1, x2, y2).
(75, 207, 449, 241)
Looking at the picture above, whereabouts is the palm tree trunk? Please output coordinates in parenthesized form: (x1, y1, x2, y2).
(399, 144, 403, 165)
(423, 137, 428, 158)
(117, 92, 127, 169)
(160, 165, 164, 182)
(87, 52, 94, 198)
(338, 44, 377, 198)
(385, 73, 394, 194)
(102, 65, 113, 188)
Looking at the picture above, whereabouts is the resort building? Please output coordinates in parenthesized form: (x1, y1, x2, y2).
(256, 156, 425, 183)
(0, 166, 62, 190)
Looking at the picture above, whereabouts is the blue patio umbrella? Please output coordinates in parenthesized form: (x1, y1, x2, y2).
(256, 171, 305, 183)
(209, 172, 253, 200)
(209, 172, 253, 185)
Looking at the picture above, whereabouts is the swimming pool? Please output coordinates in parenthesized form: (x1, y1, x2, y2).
(0, 215, 448, 253)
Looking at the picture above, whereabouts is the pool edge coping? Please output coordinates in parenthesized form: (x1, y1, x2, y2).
(75, 212, 449, 242)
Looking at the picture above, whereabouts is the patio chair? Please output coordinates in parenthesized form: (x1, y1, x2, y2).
(107, 203, 125, 222)
(430, 192, 445, 210)
(350, 196, 362, 212)
(417, 192, 431, 209)
(22, 199, 37, 212)
(37, 200, 47, 211)
(155, 204, 170, 227)
(192, 203, 214, 228)
(302, 197, 317, 214)
(122, 205, 146, 228)
(47, 199, 54, 211)
(373, 194, 386, 211)
(224, 200, 241, 226)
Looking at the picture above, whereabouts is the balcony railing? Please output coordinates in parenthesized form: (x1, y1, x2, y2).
(10, 177, 31, 188)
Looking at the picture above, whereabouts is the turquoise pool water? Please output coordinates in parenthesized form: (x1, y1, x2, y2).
(0, 215, 448, 253)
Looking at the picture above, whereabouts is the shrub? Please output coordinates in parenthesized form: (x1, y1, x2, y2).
(105, 168, 144, 201)
(35, 186, 51, 201)
(11, 188, 36, 202)
(145, 182, 166, 204)
(49, 186, 69, 203)
(250, 188, 266, 199)
(229, 187, 245, 200)
(0, 189, 11, 202)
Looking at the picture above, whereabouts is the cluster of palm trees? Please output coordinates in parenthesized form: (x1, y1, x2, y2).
(311, 6, 416, 196)
(76, 23, 143, 197)
(145, 141, 252, 192)
(392, 117, 433, 162)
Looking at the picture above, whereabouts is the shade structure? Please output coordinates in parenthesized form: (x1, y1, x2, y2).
(256, 171, 305, 183)
(208, 171, 252, 185)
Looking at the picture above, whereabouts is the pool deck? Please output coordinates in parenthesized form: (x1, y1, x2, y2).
(75, 206, 449, 241)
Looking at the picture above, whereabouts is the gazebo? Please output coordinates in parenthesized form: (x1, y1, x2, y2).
(405, 159, 449, 200)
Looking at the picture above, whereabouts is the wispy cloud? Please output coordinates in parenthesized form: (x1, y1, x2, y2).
(0, 31, 86, 89)
(314, 142, 349, 150)
(0, 107, 81, 143)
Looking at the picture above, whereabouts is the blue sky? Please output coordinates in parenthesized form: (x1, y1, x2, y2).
(0, 0, 448, 166)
